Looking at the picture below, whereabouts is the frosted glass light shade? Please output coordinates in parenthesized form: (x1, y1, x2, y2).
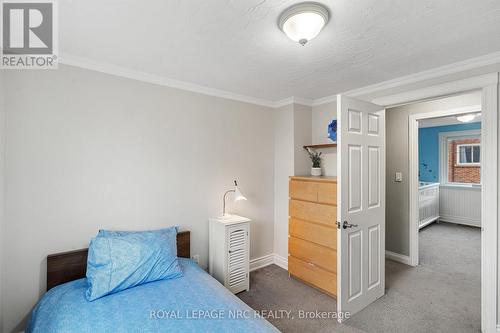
(279, 3, 329, 45)
(456, 114, 476, 123)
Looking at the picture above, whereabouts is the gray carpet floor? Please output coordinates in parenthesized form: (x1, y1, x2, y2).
(238, 222, 481, 333)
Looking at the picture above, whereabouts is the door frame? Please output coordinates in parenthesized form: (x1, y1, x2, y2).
(364, 73, 498, 333)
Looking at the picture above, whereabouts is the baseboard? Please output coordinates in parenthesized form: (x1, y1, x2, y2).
(273, 254, 288, 270)
(419, 216, 439, 229)
(249, 254, 275, 272)
(439, 215, 481, 227)
(249, 254, 288, 272)
(254, 252, 408, 270)
(385, 250, 411, 265)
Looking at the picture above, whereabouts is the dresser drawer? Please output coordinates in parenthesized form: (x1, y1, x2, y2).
(289, 218, 337, 249)
(289, 179, 337, 205)
(289, 236, 336, 273)
(289, 180, 318, 202)
(288, 255, 337, 296)
(317, 182, 337, 205)
(289, 199, 336, 226)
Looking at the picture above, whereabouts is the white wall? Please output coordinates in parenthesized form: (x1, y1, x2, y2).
(312, 102, 337, 176)
(497, 77, 500, 330)
(273, 104, 294, 260)
(273, 103, 312, 261)
(293, 104, 312, 175)
(3, 65, 275, 332)
(0, 71, 5, 333)
(312, 102, 336, 145)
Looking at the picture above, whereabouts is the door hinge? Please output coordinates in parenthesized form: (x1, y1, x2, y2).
(336, 221, 341, 229)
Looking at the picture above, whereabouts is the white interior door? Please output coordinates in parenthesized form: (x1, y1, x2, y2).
(337, 95, 386, 319)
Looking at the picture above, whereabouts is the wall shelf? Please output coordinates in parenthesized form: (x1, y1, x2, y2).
(303, 143, 337, 149)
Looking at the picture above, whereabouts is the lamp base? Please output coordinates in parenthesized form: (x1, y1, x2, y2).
(218, 213, 234, 219)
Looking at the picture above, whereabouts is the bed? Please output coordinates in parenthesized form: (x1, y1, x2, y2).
(27, 231, 278, 333)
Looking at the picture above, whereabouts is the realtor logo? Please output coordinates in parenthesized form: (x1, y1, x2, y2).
(1, 0, 57, 68)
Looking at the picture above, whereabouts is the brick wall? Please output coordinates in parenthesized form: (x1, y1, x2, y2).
(448, 138, 481, 183)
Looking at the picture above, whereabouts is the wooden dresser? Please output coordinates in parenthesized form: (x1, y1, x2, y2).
(288, 176, 337, 297)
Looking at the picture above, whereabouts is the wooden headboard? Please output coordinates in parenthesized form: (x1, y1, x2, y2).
(46, 231, 190, 291)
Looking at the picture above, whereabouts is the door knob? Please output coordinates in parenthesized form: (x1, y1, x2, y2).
(343, 221, 358, 229)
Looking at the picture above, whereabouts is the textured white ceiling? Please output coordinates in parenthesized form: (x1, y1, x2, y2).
(60, 0, 500, 101)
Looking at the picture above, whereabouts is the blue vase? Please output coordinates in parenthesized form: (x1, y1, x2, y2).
(328, 120, 337, 142)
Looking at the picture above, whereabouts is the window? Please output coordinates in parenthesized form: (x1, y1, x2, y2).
(447, 138, 481, 184)
(456, 144, 480, 166)
(439, 130, 481, 185)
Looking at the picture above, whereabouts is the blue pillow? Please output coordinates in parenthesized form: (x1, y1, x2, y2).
(86, 229, 182, 301)
(97, 226, 179, 238)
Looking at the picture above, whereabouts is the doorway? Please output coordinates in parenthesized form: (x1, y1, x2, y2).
(370, 72, 498, 332)
(416, 105, 482, 330)
(382, 82, 496, 332)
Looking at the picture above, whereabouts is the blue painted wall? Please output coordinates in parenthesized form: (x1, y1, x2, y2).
(419, 122, 481, 182)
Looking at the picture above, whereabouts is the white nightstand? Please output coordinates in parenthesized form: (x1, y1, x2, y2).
(208, 215, 250, 294)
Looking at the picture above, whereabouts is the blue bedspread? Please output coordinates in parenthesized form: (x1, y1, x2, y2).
(27, 259, 278, 333)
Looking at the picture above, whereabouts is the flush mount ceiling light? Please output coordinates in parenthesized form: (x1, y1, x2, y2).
(456, 113, 478, 123)
(278, 2, 329, 46)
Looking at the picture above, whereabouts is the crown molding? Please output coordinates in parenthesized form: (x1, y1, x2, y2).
(59, 51, 500, 109)
(273, 96, 314, 108)
(311, 51, 500, 107)
(372, 73, 498, 106)
(292, 96, 314, 107)
(59, 53, 280, 108)
(311, 94, 337, 107)
(272, 97, 295, 108)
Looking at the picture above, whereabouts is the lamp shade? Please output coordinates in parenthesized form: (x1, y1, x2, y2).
(222, 180, 248, 217)
(234, 186, 247, 201)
